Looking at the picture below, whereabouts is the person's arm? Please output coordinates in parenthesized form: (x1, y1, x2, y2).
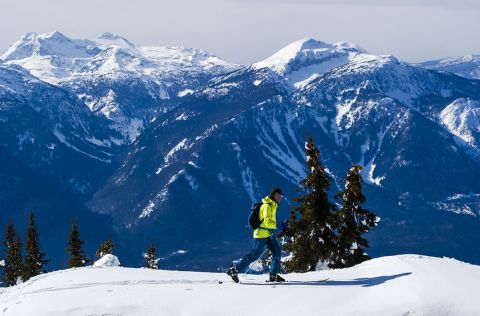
(262, 204, 275, 228)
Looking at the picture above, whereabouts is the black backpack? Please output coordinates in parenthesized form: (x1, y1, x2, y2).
(248, 201, 263, 230)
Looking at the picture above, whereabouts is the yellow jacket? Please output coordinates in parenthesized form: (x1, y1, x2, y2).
(253, 196, 278, 238)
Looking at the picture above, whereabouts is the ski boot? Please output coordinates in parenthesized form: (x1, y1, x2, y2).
(226, 265, 239, 283)
(269, 273, 286, 282)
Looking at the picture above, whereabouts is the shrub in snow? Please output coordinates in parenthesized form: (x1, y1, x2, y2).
(144, 243, 159, 269)
(96, 237, 116, 258)
(93, 254, 120, 267)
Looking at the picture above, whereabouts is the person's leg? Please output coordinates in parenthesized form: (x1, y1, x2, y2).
(266, 236, 282, 275)
(234, 238, 267, 273)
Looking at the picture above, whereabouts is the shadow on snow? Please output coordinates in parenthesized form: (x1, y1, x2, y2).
(241, 272, 412, 287)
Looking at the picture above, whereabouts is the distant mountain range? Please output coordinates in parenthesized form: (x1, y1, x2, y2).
(417, 54, 480, 80)
(1, 32, 480, 271)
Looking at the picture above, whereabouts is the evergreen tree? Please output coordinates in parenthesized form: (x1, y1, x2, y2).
(23, 211, 48, 281)
(283, 136, 338, 272)
(144, 243, 159, 269)
(67, 221, 87, 268)
(331, 165, 379, 268)
(3, 221, 23, 286)
(96, 236, 116, 258)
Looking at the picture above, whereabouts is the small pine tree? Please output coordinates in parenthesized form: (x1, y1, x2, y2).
(67, 220, 87, 268)
(145, 243, 159, 269)
(283, 136, 338, 272)
(96, 236, 116, 258)
(3, 221, 23, 286)
(23, 211, 48, 281)
(331, 165, 379, 268)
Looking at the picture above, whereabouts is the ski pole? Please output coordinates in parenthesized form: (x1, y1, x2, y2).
(243, 248, 268, 275)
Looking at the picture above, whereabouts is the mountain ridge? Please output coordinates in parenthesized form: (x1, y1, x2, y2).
(2, 33, 480, 270)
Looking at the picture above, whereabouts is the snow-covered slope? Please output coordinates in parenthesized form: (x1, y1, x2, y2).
(417, 54, 480, 80)
(0, 31, 238, 85)
(1, 255, 479, 316)
(440, 98, 480, 159)
(0, 31, 240, 142)
(252, 38, 366, 89)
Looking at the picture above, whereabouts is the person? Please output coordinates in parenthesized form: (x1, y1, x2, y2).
(227, 188, 286, 283)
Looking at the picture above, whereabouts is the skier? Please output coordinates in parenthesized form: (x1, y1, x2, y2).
(227, 188, 286, 283)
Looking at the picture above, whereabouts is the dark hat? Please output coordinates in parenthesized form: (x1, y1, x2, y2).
(270, 187, 283, 196)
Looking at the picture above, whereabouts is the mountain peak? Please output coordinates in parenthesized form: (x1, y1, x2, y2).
(97, 32, 122, 40)
(95, 32, 136, 49)
(252, 38, 367, 88)
(0, 32, 39, 61)
(40, 31, 70, 41)
(290, 38, 332, 51)
(0, 31, 96, 62)
(20, 32, 38, 41)
(418, 54, 480, 80)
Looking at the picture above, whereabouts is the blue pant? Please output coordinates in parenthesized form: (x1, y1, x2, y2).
(235, 235, 281, 274)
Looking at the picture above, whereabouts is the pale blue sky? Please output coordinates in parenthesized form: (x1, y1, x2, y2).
(1, 0, 479, 64)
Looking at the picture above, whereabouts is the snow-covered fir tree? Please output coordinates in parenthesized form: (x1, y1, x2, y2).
(283, 136, 338, 272)
(67, 221, 88, 268)
(96, 236, 116, 258)
(144, 243, 159, 269)
(23, 211, 48, 281)
(3, 221, 23, 286)
(331, 165, 379, 268)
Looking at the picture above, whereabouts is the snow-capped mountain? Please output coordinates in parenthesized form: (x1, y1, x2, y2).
(417, 54, 480, 80)
(1, 255, 479, 315)
(2, 34, 480, 271)
(1, 31, 240, 142)
(1, 31, 236, 84)
(252, 38, 366, 89)
(88, 43, 480, 269)
(0, 62, 121, 168)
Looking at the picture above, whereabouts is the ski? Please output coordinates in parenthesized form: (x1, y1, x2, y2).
(235, 277, 330, 285)
(265, 278, 330, 284)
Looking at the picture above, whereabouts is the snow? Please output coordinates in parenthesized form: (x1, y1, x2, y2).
(252, 113, 305, 184)
(231, 142, 259, 202)
(252, 38, 366, 88)
(358, 122, 394, 187)
(0, 31, 239, 85)
(52, 128, 111, 163)
(1, 255, 479, 315)
(93, 254, 121, 268)
(441, 98, 480, 145)
(123, 118, 144, 143)
(174, 112, 189, 121)
(184, 172, 199, 190)
(177, 89, 194, 97)
(0, 31, 239, 142)
(139, 200, 156, 219)
(417, 54, 480, 80)
(440, 98, 480, 161)
(164, 138, 191, 164)
(171, 250, 188, 256)
(431, 193, 480, 216)
(217, 172, 233, 184)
